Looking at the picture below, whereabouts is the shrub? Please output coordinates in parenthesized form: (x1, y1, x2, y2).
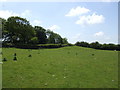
(75, 41, 120, 51)
(2, 43, 14, 47)
(38, 44, 63, 48)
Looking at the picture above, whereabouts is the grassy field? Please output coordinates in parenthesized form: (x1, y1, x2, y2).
(2, 46, 118, 88)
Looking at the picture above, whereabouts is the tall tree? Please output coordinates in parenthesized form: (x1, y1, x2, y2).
(34, 26, 47, 44)
(46, 30, 63, 44)
(75, 41, 89, 47)
(46, 30, 55, 44)
(6, 16, 35, 44)
(0, 18, 8, 42)
(90, 41, 101, 49)
(62, 38, 68, 44)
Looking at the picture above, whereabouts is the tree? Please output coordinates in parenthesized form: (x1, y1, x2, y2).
(90, 41, 101, 49)
(46, 30, 55, 44)
(54, 33, 63, 44)
(34, 26, 47, 44)
(6, 16, 35, 44)
(75, 41, 120, 51)
(0, 18, 8, 42)
(2, 16, 69, 46)
(46, 30, 63, 44)
(75, 41, 89, 47)
(62, 38, 68, 44)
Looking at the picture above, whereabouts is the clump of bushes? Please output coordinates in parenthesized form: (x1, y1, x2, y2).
(75, 41, 120, 51)
(3, 42, 74, 49)
(14, 44, 39, 49)
(38, 44, 72, 48)
(2, 43, 14, 48)
(38, 44, 62, 48)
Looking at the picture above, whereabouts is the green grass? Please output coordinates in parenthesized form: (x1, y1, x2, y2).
(2, 46, 118, 88)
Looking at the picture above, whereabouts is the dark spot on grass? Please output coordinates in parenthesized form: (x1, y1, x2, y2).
(92, 54, 94, 56)
(47, 72, 52, 74)
(28, 54, 32, 57)
(10, 76, 13, 78)
(14, 53, 16, 56)
(13, 56, 17, 61)
(68, 52, 70, 54)
(76, 53, 78, 55)
(50, 63, 53, 65)
(3, 58, 7, 61)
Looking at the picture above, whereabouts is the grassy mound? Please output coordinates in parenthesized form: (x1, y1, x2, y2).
(2, 46, 118, 88)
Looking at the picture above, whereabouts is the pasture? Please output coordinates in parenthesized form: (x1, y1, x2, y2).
(2, 46, 118, 88)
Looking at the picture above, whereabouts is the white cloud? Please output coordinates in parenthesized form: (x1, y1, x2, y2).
(0, 0, 119, 2)
(94, 31, 104, 37)
(65, 6, 90, 17)
(93, 32, 114, 44)
(21, 10, 31, 18)
(100, 0, 115, 2)
(0, 10, 31, 19)
(48, 25, 60, 31)
(0, 10, 19, 19)
(76, 13, 105, 26)
(73, 33, 81, 39)
(105, 37, 110, 40)
(69, 33, 81, 43)
(0, 0, 7, 2)
(32, 20, 42, 26)
(0, 10, 42, 27)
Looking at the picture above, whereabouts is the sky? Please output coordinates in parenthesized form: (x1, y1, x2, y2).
(0, 1, 118, 44)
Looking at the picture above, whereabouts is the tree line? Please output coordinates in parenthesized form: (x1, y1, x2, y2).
(75, 41, 120, 51)
(0, 16, 119, 50)
(0, 16, 68, 46)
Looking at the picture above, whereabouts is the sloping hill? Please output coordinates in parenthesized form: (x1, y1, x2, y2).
(2, 46, 118, 88)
